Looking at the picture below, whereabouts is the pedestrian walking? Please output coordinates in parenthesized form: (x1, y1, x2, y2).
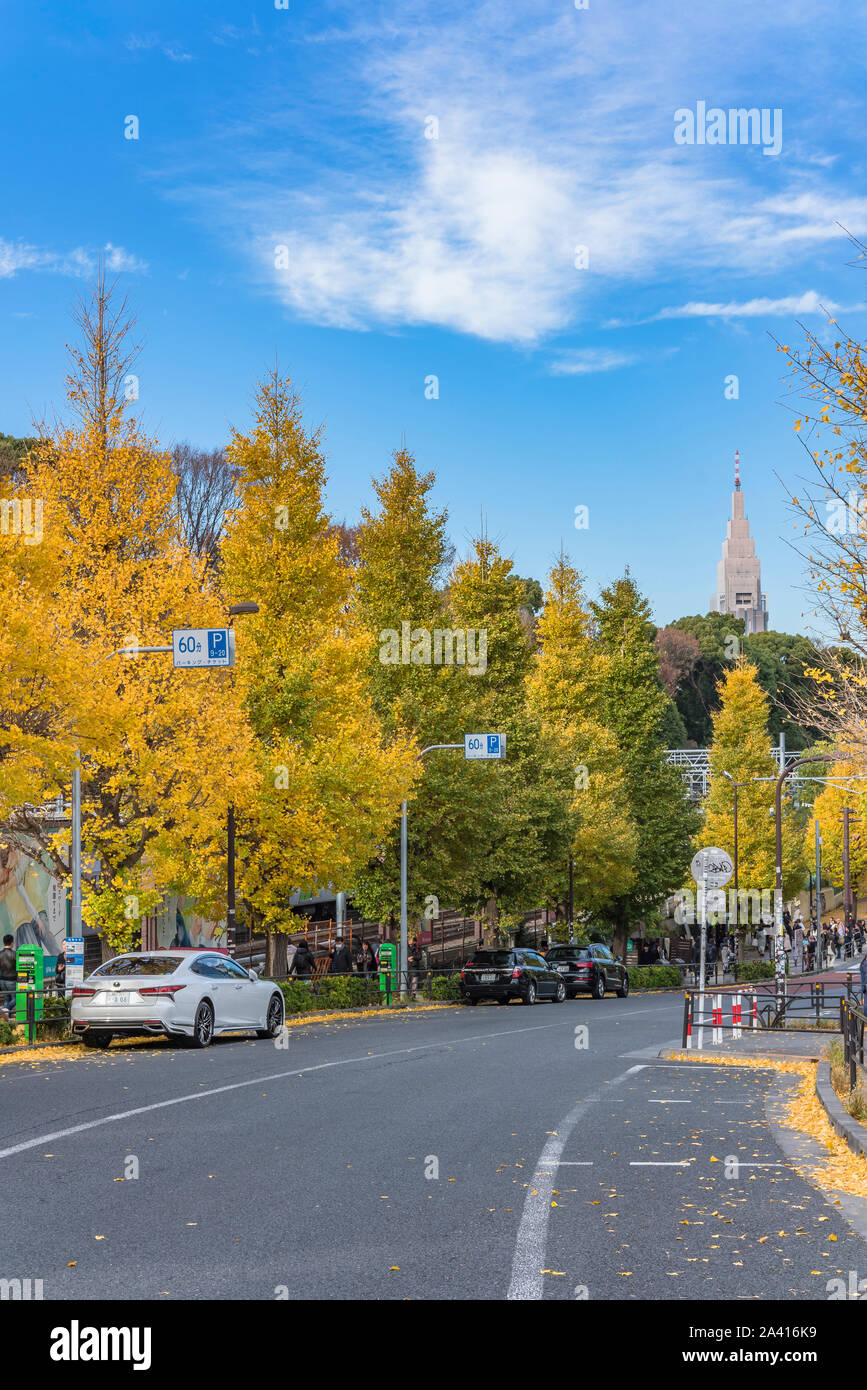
(291, 938, 315, 979)
(54, 944, 66, 996)
(408, 936, 423, 996)
(0, 934, 16, 1020)
(357, 940, 377, 978)
(330, 936, 353, 975)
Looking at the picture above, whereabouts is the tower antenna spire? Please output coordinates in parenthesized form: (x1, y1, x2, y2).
(734, 449, 741, 491)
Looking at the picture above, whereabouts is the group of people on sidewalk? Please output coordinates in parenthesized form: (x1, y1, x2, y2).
(687, 914, 867, 983)
(284, 934, 425, 988)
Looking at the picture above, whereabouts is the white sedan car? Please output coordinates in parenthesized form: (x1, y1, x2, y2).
(70, 949, 285, 1049)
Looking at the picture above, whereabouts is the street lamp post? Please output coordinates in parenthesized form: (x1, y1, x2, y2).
(112, 602, 259, 960)
(399, 735, 506, 998)
(399, 744, 463, 998)
(772, 754, 836, 1003)
(225, 604, 260, 958)
(720, 771, 744, 957)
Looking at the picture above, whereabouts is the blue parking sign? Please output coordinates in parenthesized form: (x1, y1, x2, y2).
(208, 630, 227, 661)
(487, 734, 501, 757)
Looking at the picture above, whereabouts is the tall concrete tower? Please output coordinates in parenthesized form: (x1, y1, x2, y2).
(711, 451, 769, 634)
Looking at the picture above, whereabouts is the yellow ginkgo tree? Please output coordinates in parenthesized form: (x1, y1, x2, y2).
(220, 370, 418, 972)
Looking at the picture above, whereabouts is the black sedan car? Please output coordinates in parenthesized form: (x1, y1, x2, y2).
(545, 943, 629, 999)
(460, 948, 566, 1006)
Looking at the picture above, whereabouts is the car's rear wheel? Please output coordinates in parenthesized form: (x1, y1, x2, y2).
(593, 973, 606, 1000)
(522, 980, 537, 1006)
(257, 993, 285, 1039)
(187, 1001, 214, 1048)
(553, 981, 566, 1003)
(617, 973, 630, 998)
(82, 1032, 112, 1049)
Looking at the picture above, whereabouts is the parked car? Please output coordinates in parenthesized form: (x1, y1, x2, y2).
(460, 948, 566, 1005)
(70, 949, 285, 1049)
(544, 943, 629, 999)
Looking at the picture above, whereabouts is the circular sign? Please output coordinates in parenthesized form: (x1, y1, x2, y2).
(690, 847, 734, 889)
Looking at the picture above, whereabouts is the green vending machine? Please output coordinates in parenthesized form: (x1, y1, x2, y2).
(15, 945, 44, 1024)
(378, 941, 397, 999)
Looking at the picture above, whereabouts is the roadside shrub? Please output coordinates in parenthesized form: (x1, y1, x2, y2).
(279, 981, 317, 1015)
(279, 975, 378, 1014)
(627, 965, 682, 990)
(428, 974, 461, 1002)
(0, 1017, 18, 1046)
(315, 975, 373, 1009)
(735, 962, 776, 983)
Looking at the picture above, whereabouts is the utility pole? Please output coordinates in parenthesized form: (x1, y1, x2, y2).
(71, 753, 82, 937)
(400, 736, 506, 999)
(774, 754, 836, 1005)
(815, 818, 822, 924)
(841, 807, 860, 941)
(568, 855, 574, 943)
(226, 802, 236, 956)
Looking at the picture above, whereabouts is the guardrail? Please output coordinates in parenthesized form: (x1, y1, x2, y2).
(682, 980, 857, 1048)
(841, 998, 867, 1091)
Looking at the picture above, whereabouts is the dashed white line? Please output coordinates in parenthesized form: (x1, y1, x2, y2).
(507, 1064, 645, 1300)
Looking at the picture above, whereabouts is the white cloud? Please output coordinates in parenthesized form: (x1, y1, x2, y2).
(0, 239, 148, 280)
(652, 290, 842, 321)
(548, 348, 639, 376)
(167, 0, 867, 344)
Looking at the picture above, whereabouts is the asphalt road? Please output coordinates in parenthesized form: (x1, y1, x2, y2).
(2, 993, 863, 1300)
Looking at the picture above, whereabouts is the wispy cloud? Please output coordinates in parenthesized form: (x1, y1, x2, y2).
(162, 0, 867, 344)
(548, 348, 640, 376)
(124, 33, 193, 62)
(0, 239, 148, 279)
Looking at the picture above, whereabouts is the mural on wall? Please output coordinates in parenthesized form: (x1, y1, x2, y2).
(152, 896, 225, 950)
(0, 843, 67, 963)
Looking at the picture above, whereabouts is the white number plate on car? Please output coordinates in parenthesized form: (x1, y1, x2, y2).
(109, 993, 132, 1005)
(555, 964, 569, 973)
(479, 973, 496, 983)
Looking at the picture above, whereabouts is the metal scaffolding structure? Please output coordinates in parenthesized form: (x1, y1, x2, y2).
(666, 744, 806, 802)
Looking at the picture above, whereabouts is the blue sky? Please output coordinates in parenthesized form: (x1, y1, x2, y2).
(2, 0, 866, 635)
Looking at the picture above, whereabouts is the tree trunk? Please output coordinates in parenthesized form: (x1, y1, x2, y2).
(612, 915, 628, 962)
(483, 895, 498, 947)
(268, 932, 288, 978)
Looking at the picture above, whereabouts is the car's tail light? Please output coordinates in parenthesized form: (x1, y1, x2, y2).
(511, 967, 521, 979)
(460, 970, 466, 979)
(71, 986, 96, 997)
(138, 984, 186, 996)
(142, 1020, 162, 1026)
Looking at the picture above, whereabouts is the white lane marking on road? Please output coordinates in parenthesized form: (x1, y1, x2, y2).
(0, 1019, 602, 1161)
(629, 1160, 692, 1166)
(507, 1064, 645, 1300)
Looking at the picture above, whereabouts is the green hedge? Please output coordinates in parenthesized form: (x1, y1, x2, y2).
(428, 974, 461, 1002)
(627, 965, 683, 990)
(734, 961, 776, 983)
(279, 977, 380, 1013)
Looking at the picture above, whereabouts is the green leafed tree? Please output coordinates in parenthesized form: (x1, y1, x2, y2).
(590, 575, 700, 956)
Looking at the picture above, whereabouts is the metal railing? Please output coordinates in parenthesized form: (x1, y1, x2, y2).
(841, 998, 867, 1091)
(682, 979, 857, 1048)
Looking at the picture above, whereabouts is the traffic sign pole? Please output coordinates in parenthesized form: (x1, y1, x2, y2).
(399, 736, 505, 1001)
(690, 848, 734, 1052)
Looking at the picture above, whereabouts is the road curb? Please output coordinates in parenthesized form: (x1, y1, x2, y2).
(0, 1001, 458, 1056)
(815, 1058, 867, 1160)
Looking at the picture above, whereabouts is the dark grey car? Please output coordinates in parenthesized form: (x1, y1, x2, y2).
(545, 943, 630, 999)
(460, 948, 567, 1005)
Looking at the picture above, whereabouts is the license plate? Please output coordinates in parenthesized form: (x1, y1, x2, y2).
(109, 993, 131, 1006)
(555, 964, 569, 973)
(480, 973, 496, 983)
